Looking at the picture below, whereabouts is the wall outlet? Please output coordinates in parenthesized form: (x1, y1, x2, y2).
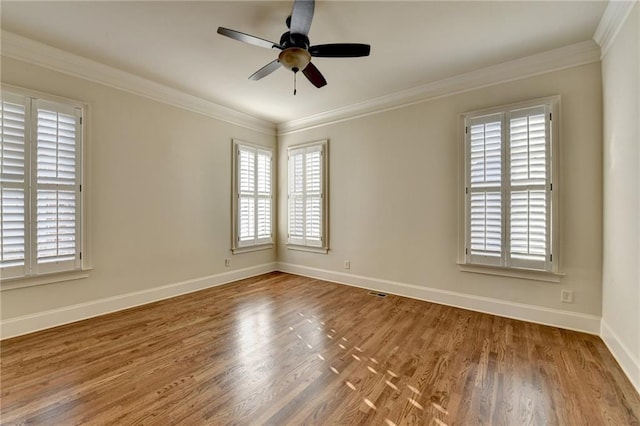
(344, 260, 351, 270)
(225, 258, 231, 267)
(561, 289, 574, 303)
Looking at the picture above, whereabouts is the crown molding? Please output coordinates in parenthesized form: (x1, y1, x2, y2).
(277, 40, 601, 135)
(1, 31, 276, 136)
(1, 30, 602, 138)
(594, 0, 637, 58)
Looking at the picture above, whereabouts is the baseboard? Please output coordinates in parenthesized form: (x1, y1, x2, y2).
(0, 262, 277, 339)
(2, 261, 602, 339)
(601, 319, 640, 395)
(276, 262, 601, 335)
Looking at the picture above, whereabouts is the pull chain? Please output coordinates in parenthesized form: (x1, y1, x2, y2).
(293, 71, 297, 96)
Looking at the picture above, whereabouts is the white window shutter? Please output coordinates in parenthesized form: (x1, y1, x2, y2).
(464, 99, 555, 273)
(466, 114, 503, 266)
(238, 196, 255, 241)
(287, 142, 327, 249)
(0, 94, 29, 278)
(509, 109, 547, 186)
(510, 189, 547, 262)
(469, 118, 502, 188)
(255, 149, 272, 244)
(1, 98, 27, 184)
(304, 147, 323, 247)
(1, 91, 84, 280)
(508, 106, 550, 269)
(238, 148, 255, 194)
(237, 146, 256, 246)
(33, 100, 81, 274)
(233, 141, 273, 249)
(288, 148, 305, 245)
(0, 188, 25, 269)
(469, 191, 502, 257)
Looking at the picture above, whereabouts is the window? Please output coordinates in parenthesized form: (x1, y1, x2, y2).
(232, 140, 273, 252)
(287, 140, 328, 252)
(1, 88, 84, 281)
(462, 97, 558, 273)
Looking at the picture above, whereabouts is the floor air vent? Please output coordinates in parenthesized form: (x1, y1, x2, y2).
(368, 291, 387, 298)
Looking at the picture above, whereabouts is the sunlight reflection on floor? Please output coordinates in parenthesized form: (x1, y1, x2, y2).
(287, 310, 450, 425)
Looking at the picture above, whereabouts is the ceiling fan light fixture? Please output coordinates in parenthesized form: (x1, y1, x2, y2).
(278, 47, 311, 72)
(217, 0, 370, 89)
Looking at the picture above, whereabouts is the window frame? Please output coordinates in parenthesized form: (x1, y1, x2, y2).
(1, 85, 89, 289)
(287, 140, 329, 253)
(459, 96, 561, 279)
(231, 139, 274, 254)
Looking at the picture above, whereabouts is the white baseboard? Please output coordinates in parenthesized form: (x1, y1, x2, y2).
(277, 262, 601, 335)
(1, 261, 602, 339)
(601, 319, 640, 395)
(0, 262, 277, 339)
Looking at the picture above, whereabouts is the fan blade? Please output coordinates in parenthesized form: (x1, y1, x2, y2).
(249, 60, 282, 81)
(217, 27, 281, 50)
(302, 62, 327, 88)
(290, 0, 314, 36)
(309, 43, 371, 58)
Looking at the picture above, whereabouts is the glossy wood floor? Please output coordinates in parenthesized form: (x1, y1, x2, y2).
(2, 272, 639, 425)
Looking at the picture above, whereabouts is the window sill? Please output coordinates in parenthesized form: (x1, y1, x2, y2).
(1, 268, 93, 291)
(457, 262, 564, 283)
(287, 245, 329, 254)
(232, 243, 274, 254)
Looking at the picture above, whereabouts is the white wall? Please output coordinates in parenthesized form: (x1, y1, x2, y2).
(278, 63, 603, 326)
(1, 57, 276, 322)
(601, 3, 640, 392)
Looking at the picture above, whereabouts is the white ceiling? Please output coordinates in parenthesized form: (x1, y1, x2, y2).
(1, 1, 607, 124)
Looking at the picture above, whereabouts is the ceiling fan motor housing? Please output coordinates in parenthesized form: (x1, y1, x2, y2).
(280, 31, 310, 50)
(279, 31, 312, 72)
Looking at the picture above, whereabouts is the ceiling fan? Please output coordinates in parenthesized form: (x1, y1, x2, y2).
(217, 0, 370, 93)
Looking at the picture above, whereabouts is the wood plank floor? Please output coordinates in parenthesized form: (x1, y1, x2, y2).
(1, 272, 639, 425)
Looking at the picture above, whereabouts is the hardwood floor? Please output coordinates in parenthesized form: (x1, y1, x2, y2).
(1, 272, 639, 425)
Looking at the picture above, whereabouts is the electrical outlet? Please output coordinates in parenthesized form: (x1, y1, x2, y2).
(561, 289, 573, 303)
(344, 260, 351, 270)
(225, 258, 231, 267)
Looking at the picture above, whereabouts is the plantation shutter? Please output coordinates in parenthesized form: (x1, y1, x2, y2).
(0, 93, 29, 278)
(287, 143, 326, 248)
(304, 145, 323, 247)
(466, 113, 503, 266)
(288, 147, 305, 245)
(33, 99, 82, 274)
(508, 105, 551, 270)
(255, 149, 272, 244)
(0, 90, 84, 281)
(236, 143, 272, 248)
(237, 146, 255, 246)
(464, 99, 555, 273)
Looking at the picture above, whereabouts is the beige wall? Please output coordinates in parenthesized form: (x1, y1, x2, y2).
(0, 53, 606, 327)
(278, 62, 603, 316)
(601, 3, 640, 387)
(1, 57, 277, 319)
